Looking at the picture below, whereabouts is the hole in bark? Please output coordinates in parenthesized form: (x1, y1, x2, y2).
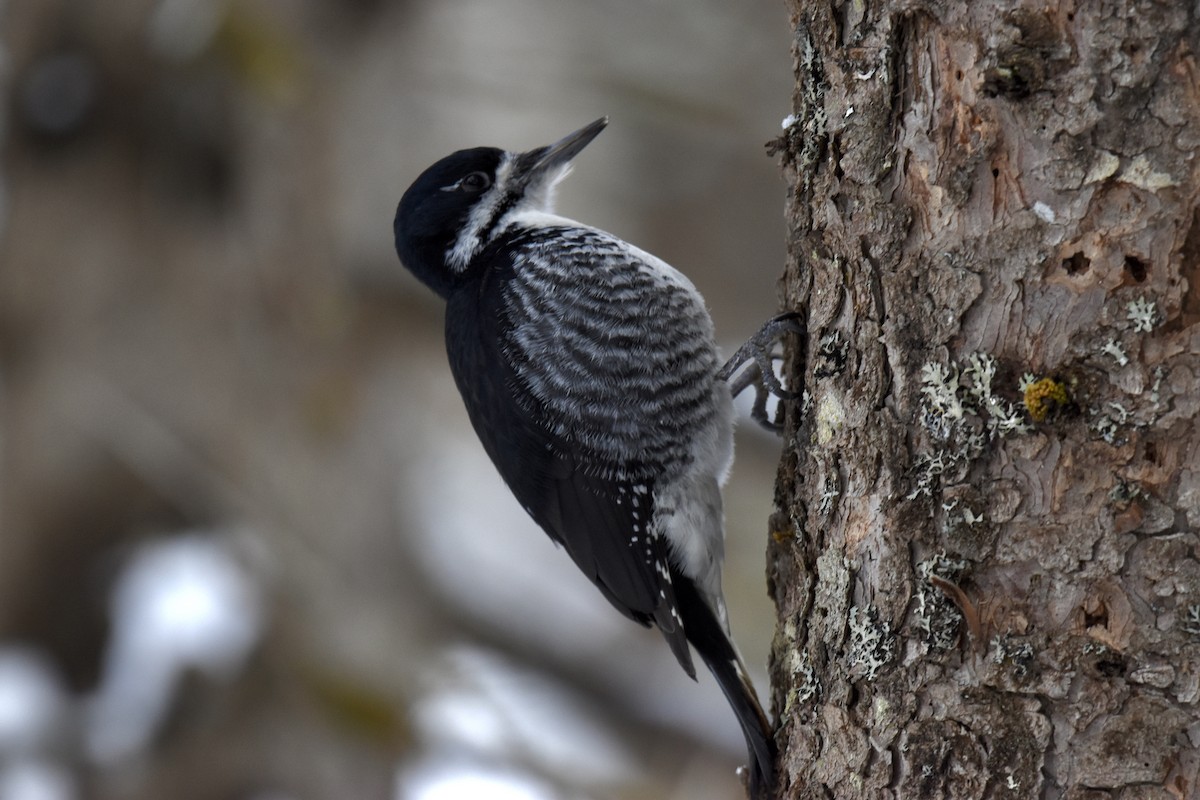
(1094, 656, 1126, 678)
(1062, 252, 1090, 275)
(1145, 440, 1159, 464)
(1084, 607, 1107, 628)
(983, 51, 1042, 98)
(955, 69, 963, 81)
(992, 167, 1000, 178)
(1124, 255, 1149, 282)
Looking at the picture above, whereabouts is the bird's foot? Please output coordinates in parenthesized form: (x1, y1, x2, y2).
(719, 311, 805, 434)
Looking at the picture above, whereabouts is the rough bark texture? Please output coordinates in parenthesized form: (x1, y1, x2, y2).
(769, 1, 1200, 798)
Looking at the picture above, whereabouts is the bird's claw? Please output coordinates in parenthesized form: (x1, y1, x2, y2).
(719, 311, 805, 434)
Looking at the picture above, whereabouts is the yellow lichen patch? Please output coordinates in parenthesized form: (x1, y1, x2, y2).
(1023, 377, 1069, 422)
(771, 527, 795, 543)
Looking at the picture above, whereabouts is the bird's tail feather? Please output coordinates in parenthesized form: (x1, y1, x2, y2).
(701, 648, 775, 800)
(674, 574, 776, 799)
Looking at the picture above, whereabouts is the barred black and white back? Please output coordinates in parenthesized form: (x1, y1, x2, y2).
(394, 119, 775, 799)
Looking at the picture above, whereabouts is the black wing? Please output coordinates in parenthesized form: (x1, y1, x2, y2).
(443, 228, 720, 677)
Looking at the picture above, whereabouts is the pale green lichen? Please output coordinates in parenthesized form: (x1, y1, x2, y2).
(986, 399, 1032, 437)
(920, 362, 964, 423)
(914, 552, 968, 650)
(818, 473, 840, 516)
(1126, 296, 1160, 332)
(912, 353, 1033, 503)
(789, 649, 820, 707)
(815, 330, 847, 377)
(962, 352, 998, 405)
(920, 353, 1030, 440)
(907, 450, 962, 500)
(1092, 402, 1134, 445)
(990, 634, 1034, 678)
(848, 605, 895, 681)
(1101, 338, 1129, 366)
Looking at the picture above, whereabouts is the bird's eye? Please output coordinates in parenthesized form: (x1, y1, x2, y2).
(460, 171, 491, 192)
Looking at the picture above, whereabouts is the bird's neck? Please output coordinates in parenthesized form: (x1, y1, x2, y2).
(496, 209, 588, 236)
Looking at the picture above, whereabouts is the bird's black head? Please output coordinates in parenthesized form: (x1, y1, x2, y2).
(394, 118, 607, 299)
(393, 146, 503, 298)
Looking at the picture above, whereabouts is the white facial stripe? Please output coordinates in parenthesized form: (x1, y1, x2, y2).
(445, 154, 515, 271)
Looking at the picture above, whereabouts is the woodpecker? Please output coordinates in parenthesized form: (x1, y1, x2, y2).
(394, 118, 778, 798)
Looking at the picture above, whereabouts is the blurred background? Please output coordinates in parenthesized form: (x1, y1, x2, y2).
(0, 1, 791, 798)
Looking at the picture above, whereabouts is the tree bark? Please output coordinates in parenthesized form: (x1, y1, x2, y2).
(769, 2, 1200, 798)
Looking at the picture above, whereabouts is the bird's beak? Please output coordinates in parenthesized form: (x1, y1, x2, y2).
(533, 117, 608, 170)
(514, 117, 608, 186)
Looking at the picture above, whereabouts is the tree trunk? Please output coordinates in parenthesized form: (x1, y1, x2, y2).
(768, 1, 1200, 798)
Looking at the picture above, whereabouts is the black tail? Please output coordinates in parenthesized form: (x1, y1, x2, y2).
(673, 575, 776, 799)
